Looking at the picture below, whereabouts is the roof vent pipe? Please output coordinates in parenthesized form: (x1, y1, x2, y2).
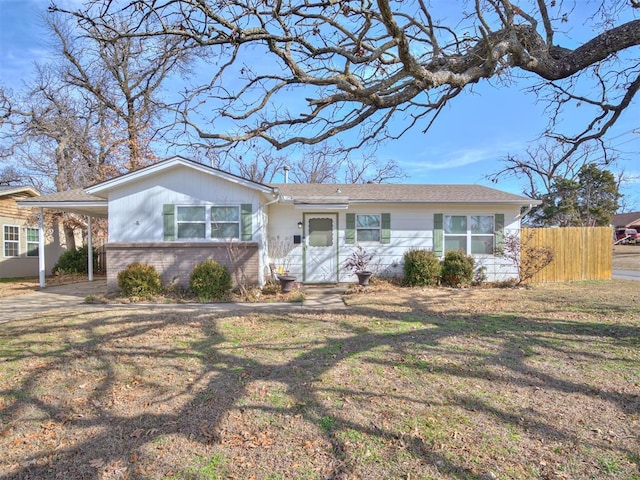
(284, 165, 290, 184)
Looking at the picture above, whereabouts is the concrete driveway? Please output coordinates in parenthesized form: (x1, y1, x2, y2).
(0, 280, 346, 323)
(0, 279, 108, 323)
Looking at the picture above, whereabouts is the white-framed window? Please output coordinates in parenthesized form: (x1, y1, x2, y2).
(175, 205, 241, 240)
(356, 214, 381, 242)
(444, 215, 495, 255)
(3, 225, 20, 257)
(211, 206, 240, 239)
(177, 206, 206, 239)
(26, 227, 39, 257)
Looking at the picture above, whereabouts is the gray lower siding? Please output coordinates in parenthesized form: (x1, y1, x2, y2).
(106, 242, 260, 291)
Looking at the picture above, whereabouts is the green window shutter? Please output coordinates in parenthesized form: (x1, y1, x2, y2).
(433, 213, 443, 257)
(494, 213, 505, 255)
(381, 213, 391, 244)
(241, 204, 253, 241)
(163, 204, 175, 241)
(346, 213, 355, 244)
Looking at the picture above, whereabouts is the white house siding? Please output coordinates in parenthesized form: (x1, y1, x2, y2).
(105, 165, 270, 288)
(107, 167, 266, 242)
(266, 202, 522, 283)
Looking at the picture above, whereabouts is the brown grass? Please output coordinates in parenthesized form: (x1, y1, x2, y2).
(1, 280, 639, 480)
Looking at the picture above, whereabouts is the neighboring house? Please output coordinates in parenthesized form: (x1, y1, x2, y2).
(18, 156, 539, 289)
(0, 186, 68, 278)
(612, 211, 640, 231)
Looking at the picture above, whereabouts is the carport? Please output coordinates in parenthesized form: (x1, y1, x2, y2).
(17, 189, 108, 288)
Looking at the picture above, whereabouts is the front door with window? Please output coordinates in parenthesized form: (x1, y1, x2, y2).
(303, 213, 338, 283)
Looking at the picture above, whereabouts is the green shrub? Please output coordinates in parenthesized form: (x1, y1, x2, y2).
(117, 263, 162, 298)
(402, 249, 441, 287)
(53, 245, 97, 275)
(440, 250, 475, 287)
(189, 259, 232, 302)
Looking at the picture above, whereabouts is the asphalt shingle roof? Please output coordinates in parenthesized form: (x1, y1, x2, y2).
(17, 189, 105, 204)
(612, 211, 640, 228)
(271, 183, 535, 204)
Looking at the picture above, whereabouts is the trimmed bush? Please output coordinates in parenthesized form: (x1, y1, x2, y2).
(441, 250, 475, 287)
(402, 249, 441, 287)
(189, 259, 232, 302)
(53, 245, 97, 275)
(117, 262, 162, 298)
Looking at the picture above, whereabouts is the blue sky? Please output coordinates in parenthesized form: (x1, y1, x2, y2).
(1, 0, 639, 208)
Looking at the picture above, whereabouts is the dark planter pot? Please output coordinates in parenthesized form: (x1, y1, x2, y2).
(355, 270, 373, 286)
(278, 275, 297, 293)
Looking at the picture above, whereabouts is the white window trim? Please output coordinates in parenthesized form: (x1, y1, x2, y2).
(444, 214, 495, 256)
(3, 224, 20, 257)
(356, 213, 382, 243)
(176, 205, 207, 240)
(26, 227, 39, 257)
(175, 204, 242, 241)
(211, 205, 241, 240)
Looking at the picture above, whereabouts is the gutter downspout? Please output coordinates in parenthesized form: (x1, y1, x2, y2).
(516, 203, 534, 220)
(258, 188, 282, 285)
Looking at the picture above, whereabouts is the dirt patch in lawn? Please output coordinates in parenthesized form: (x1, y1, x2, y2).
(1, 280, 639, 479)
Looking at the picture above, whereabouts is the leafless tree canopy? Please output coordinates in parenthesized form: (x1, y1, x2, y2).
(51, 0, 640, 154)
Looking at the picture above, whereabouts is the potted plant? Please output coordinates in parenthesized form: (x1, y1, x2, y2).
(344, 244, 374, 286)
(269, 236, 297, 293)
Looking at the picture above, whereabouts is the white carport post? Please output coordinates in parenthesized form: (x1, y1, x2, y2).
(38, 208, 45, 288)
(87, 215, 93, 282)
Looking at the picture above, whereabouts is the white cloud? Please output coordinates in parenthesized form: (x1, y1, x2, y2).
(403, 140, 526, 170)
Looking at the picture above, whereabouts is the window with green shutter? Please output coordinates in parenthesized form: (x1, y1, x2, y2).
(494, 213, 505, 254)
(346, 213, 391, 244)
(241, 204, 253, 241)
(164, 204, 253, 241)
(433, 214, 443, 256)
(438, 214, 501, 256)
(163, 204, 175, 241)
(346, 213, 356, 244)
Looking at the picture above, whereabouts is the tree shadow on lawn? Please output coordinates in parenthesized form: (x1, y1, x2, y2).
(0, 299, 638, 479)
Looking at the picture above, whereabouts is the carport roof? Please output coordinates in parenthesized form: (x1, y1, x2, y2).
(17, 189, 108, 217)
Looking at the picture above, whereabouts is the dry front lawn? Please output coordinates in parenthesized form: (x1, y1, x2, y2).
(1, 281, 639, 480)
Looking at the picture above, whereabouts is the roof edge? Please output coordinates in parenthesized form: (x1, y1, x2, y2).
(0, 186, 40, 197)
(86, 156, 276, 195)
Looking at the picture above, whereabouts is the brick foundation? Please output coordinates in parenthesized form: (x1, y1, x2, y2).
(106, 242, 260, 291)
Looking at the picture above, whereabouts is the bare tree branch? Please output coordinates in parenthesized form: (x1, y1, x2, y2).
(48, 1, 640, 158)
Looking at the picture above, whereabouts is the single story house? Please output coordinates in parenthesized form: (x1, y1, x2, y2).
(19, 156, 539, 289)
(1, 186, 70, 278)
(612, 212, 640, 231)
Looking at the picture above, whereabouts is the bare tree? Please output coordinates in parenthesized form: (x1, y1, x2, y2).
(488, 138, 612, 199)
(225, 143, 290, 183)
(51, 1, 640, 159)
(47, 12, 194, 170)
(344, 156, 405, 184)
(0, 67, 118, 248)
(291, 144, 343, 183)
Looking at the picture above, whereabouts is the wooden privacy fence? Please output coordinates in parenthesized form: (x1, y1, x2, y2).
(521, 227, 612, 282)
